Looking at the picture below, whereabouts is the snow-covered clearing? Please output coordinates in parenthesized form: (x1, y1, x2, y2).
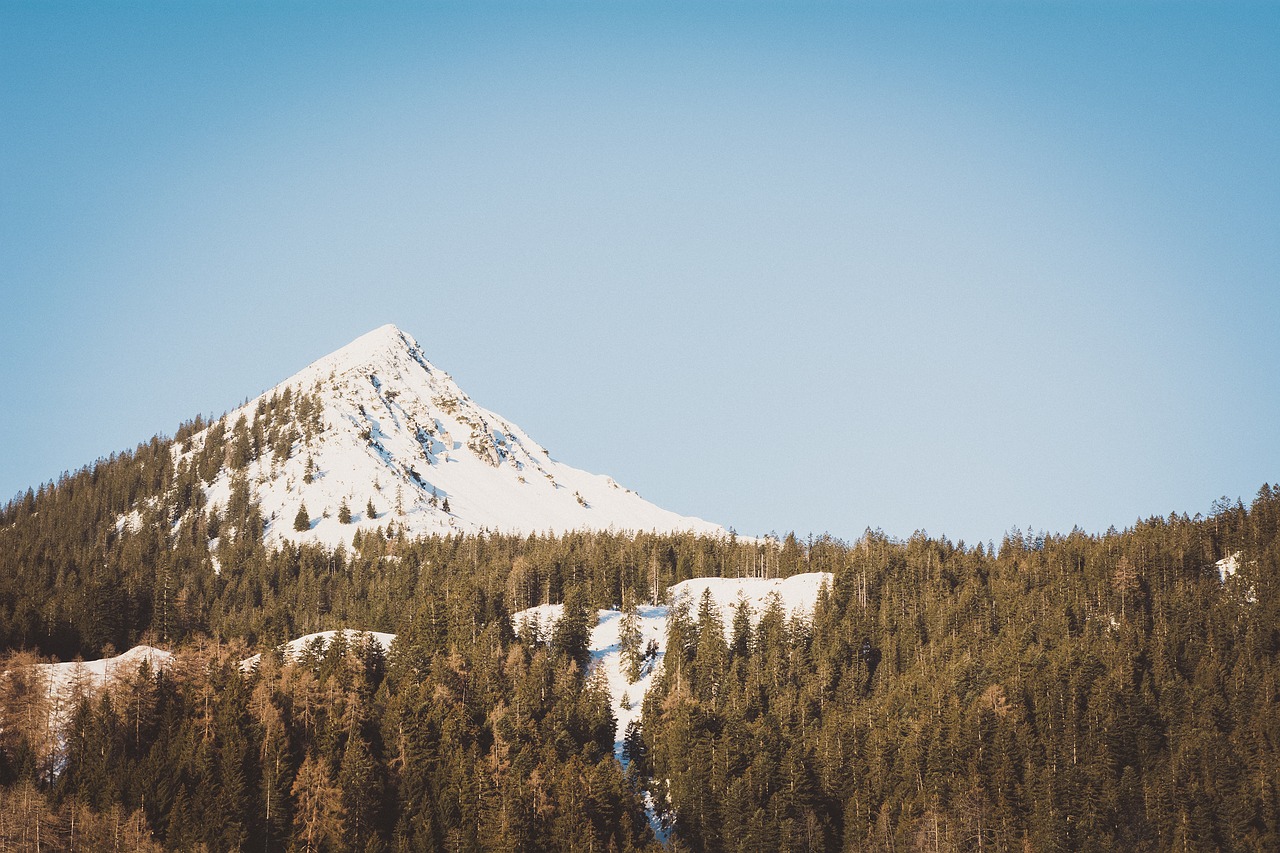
(6, 645, 176, 777)
(514, 572, 832, 763)
(668, 573, 834, 639)
(30, 645, 174, 728)
(239, 629, 396, 671)
(1216, 551, 1259, 603)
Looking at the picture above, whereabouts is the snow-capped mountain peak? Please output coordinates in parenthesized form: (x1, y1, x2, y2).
(187, 325, 725, 547)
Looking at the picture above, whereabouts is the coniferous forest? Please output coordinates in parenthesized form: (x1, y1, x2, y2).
(1, 420, 1278, 851)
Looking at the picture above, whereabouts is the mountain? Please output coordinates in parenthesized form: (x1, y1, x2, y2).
(183, 324, 725, 547)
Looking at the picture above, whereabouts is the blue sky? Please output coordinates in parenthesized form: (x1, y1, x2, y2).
(2, 2, 1277, 544)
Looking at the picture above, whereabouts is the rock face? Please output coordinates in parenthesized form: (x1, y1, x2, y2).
(189, 324, 725, 547)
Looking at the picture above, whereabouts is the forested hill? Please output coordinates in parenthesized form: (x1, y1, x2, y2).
(637, 495, 1280, 851)
(1, 430, 1278, 849)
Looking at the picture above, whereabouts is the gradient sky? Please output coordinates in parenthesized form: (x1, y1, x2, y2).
(2, 2, 1277, 545)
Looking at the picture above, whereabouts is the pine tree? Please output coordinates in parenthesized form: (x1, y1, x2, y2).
(338, 499, 352, 525)
(366, 498, 376, 520)
(442, 496, 451, 514)
(339, 733, 382, 851)
(295, 503, 311, 532)
(229, 415, 252, 470)
(729, 593, 753, 662)
(552, 588, 592, 673)
(692, 588, 727, 701)
(622, 720, 648, 778)
(619, 587, 643, 682)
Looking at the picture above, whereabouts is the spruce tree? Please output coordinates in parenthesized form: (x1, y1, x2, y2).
(729, 594, 753, 662)
(619, 587, 643, 682)
(552, 588, 592, 673)
(339, 733, 382, 850)
(294, 503, 310, 532)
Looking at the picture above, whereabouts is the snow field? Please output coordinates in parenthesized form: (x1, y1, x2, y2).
(20, 645, 175, 739)
(238, 629, 396, 671)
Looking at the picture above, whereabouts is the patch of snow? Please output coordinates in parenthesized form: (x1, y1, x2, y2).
(1216, 551, 1259, 603)
(669, 573, 833, 640)
(645, 790, 673, 845)
(20, 645, 175, 772)
(114, 509, 142, 536)
(239, 629, 396, 671)
(1216, 551, 1241, 583)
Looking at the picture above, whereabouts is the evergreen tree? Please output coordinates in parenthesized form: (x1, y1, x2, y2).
(551, 587, 592, 673)
(295, 503, 311, 532)
(622, 719, 648, 778)
(729, 593, 753, 662)
(691, 588, 727, 702)
(619, 587, 643, 682)
(229, 415, 252, 470)
(339, 732, 383, 851)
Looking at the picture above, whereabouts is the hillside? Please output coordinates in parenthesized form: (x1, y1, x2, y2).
(0, 489, 1277, 850)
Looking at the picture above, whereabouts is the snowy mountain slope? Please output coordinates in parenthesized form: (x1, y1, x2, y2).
(182, 324, 726, 547)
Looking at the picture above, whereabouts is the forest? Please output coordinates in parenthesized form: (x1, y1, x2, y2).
(0, 421, 1277, 850)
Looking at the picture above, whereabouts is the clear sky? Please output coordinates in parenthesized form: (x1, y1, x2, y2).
(2, 2, 1277, 545)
